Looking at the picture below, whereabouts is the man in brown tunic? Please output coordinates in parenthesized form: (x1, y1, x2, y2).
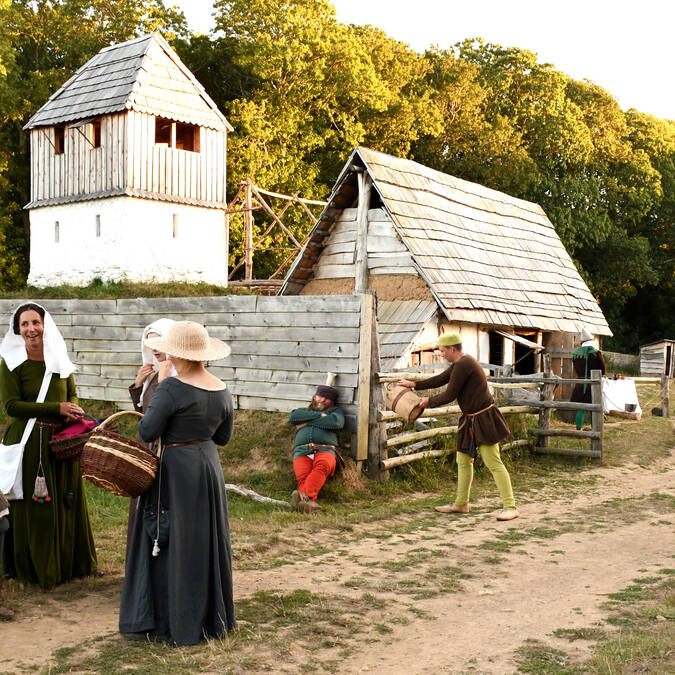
(398, 333, 519, 521)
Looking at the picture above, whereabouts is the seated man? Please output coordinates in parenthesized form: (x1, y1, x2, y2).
(289, 385, 344, 513)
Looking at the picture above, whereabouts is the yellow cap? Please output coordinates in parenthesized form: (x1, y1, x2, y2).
(438, 333, 462, 347)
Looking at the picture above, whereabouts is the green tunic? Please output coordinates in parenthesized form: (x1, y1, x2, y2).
(0, 358, 97, 589)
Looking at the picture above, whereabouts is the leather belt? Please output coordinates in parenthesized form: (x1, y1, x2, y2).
(307, 443, 337, 452)
(36, 421, 62, 429)
(164, 439, 208, 448)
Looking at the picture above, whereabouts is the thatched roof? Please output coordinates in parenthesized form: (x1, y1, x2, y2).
(282, 147, 611, 336)
(25, 32, 232, 131)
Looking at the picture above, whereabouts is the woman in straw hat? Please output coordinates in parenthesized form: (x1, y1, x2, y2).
(119, 321, 236, 646)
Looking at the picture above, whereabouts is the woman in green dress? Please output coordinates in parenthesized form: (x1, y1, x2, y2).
(0, 303, 97, 589)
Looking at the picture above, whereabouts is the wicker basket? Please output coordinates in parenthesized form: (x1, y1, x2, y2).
(49, 415, 117, 462)
(80, 411, 159, 498)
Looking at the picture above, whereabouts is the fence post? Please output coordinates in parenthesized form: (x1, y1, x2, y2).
(356, 293, 374, 472)
(367, 294, 388, 481)
(590, 369, 603, 461)
(538, 353, 554, 452)
(661, 375, 670, 418)
(243, 179, 253, 281)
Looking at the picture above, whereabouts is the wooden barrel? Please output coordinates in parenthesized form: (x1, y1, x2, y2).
(386, 384, 425, 422)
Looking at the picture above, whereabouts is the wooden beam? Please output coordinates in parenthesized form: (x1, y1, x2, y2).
(251, 183, 328, 206)
(356, 294, 374, 462)
(590, 369, 603, 460)
(528, 428, 601, 439)
(538, 353, 554, 452)
(381, 447, 453, 470)
(511, 400, 602, 411)
(378, 404, 538, 422)
(354, 172, 371, 294)
(501, 439, 531, 451)
(367, 294, 388, 481)
(250, 184, 302, 248)
(661, 375, 670, 417)
(380, 436, 532, 470)
(387, 425, 458, 448)
(244, 179, 253, 280)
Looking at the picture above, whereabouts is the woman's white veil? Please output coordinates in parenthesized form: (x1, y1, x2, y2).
(0, 302, 75, 377)
(140, 318, 177, 403)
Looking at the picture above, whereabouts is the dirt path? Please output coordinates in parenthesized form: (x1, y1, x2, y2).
(2, 450, 674, 674)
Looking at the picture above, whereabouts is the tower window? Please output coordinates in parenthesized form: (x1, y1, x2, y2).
(54, 221, 60, 243)
(155, 118, 172, 146)
(90, 119, 101, 148)
(175, 122, 199, 152)
(54, 125, 65, 154)
(173, 214, 179, 238)
(95, 214, 101, 237)
(155, 117, 200, 152)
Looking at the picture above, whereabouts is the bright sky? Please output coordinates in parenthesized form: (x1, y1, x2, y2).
(171, 0, 674, 120)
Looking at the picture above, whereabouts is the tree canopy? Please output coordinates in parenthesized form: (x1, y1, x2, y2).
(0, 0, 672, 352)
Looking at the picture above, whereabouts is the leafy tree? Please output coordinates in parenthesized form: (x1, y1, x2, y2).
(412, 47, 538, 196)
(213, 0, 444, 276)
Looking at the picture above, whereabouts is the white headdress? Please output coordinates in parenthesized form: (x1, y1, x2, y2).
(140, 318, 177, 402)
(579, 327, 594, 346)
(0, 302, 75, 377)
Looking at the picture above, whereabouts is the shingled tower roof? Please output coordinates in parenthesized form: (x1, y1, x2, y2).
(25, 32, 232, 131)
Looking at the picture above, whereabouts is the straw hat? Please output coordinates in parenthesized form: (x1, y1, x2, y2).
(144, 321, 231, 361)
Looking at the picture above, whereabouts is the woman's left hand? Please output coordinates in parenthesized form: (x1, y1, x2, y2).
(60, 401, 84, 421)
(157, 359, 173, 382)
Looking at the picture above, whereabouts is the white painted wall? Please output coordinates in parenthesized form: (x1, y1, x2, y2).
(28, 196, 228, 286)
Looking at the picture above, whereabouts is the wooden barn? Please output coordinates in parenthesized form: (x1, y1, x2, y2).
(24, 32, 232, 287)
(280, 147, 612, 376)
(640, 339, 675, 378)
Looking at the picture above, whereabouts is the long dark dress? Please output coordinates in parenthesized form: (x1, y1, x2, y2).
(0, 359, 97, 589)
(126, 373, 160, 553)
(570, 346, 606, 429)
(119, 377, 236, 646)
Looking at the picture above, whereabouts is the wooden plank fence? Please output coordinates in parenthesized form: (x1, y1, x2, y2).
(0, 294, 364, 433)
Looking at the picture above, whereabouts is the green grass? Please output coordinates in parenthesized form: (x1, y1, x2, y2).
(2, 279, 250, 300)
(515, 639, 583, 674)
(516, 571, 675, 674)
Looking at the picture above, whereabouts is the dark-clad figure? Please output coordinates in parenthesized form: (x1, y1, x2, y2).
(398, 333, 519, 521)
(119, 321, 236, 646)
(0, 303, 97, 589)
(289, 385, 344, 513)
(570, 327, 605, 429)
(126, 319, 176, 552)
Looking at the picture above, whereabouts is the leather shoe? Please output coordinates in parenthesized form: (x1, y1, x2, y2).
(291, 490, 309, 510)
(435, 503, 470, 514)
(298, 499, 322, 513)
(496, 508, 519, 521)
